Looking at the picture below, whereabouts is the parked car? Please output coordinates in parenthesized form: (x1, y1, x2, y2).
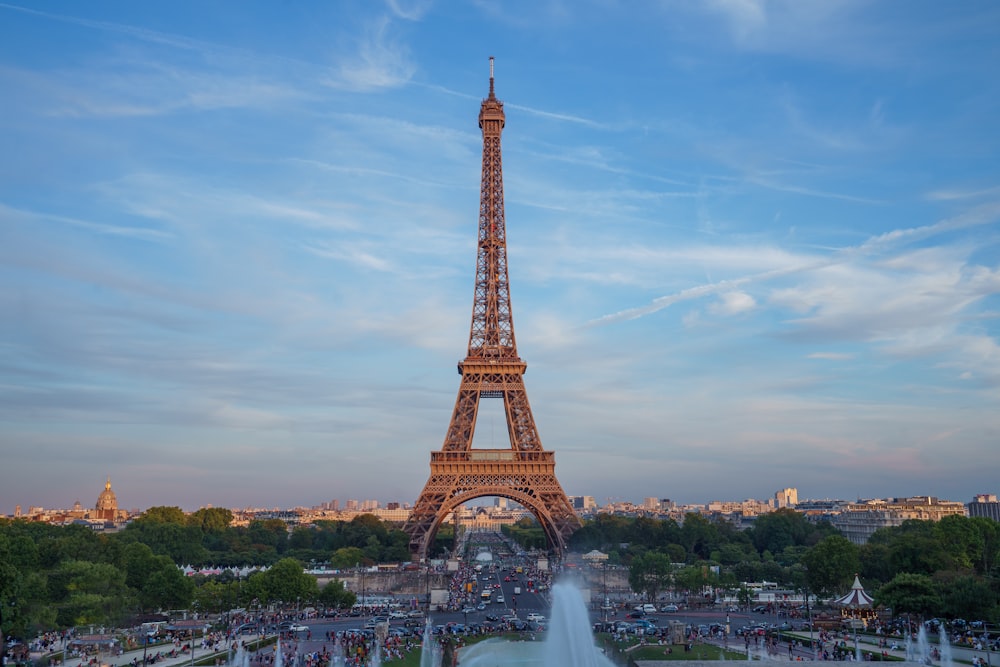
(526, 613, 545, 623)
(660, 604, 679, 612)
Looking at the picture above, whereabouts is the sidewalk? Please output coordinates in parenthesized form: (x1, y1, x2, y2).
(32, 635, 276, 667)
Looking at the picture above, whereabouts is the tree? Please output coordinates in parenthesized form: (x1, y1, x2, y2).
(330, 547, 368, 570)
(188, 508, 234, 533)
(874, 573, 941, 619)
(802, 535, 861, 597)
(750, 509, 812, 556)
(140, 556, 194, 612)
(674, 565, 717, 598)
(888, 521, 953, 576)
(244, 558, 318, 605)
(934, 571, 997, 621)
(628, 552, 674, 602)
(137, 506, 188, 525)
(679, 513, 718, 561)
(934, 515, 982, 572)
(49, 560, 130, 627)
(317, 579, 356, 610)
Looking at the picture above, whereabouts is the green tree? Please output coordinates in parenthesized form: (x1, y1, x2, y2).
(243, 558, 318, 605)
(888, 521, 953, 576)
(802, 535, 861, 597)
(317, 579, 356, 610)
(934, 571, 997, 621)
(49, 560, 130, 627)
(330, 547, 368, 569)
(874, 573, 941, 619)
(141, 555, 194, 612)
(628, 552, 674, 602)
(188, 507, 234, 533)
(138, 506, 188, 525)
(679, 514, 718, 561)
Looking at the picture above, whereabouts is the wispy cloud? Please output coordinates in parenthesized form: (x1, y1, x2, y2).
(327, 15, 416, 91)
(590, 200, 1000, 327)
(1, 202, 170, 241)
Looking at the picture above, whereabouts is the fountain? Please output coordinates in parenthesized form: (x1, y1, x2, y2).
(913, 625, 935, 665)
(458, 581, 615, 667)
(938, 627, 954, 667)
(231, 644, 246, 667)
(420, 617, 441, 667)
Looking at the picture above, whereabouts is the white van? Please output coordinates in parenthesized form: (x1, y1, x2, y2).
(641, 603, 657, 614)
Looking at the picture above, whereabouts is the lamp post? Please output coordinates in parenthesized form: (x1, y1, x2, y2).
(602, 564, 608, 623)
(425, 564, 431, 615)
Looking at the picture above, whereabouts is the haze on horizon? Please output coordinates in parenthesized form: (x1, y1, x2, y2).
(1, 1, 999, 515)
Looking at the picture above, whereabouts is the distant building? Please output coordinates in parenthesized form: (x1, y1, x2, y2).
(775, 487, 798, 508)
(967, 494, 1000, 522)
(95, 477, 120, 521)
(831, 496, 967, 544)
(568, 496, 597, 511)
(643, 497, 660, 511)
(11, 478, 129, 527)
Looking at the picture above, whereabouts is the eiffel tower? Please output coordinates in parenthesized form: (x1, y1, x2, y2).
(404, 59, 581, 561)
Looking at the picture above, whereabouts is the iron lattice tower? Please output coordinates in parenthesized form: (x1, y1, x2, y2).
(404, 59, 581, 561)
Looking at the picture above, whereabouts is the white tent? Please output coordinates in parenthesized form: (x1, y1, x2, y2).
(834, 574, 874, 607)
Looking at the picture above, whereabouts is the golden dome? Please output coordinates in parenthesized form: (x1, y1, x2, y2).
(96, 477, 118, 512)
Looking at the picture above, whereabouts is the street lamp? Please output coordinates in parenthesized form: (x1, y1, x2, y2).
(602, 564, 608, 623)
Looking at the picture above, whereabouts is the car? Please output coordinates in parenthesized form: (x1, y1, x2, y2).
(389, 611, 407, 619)
(289, 624, 308, 632)
(497, 596, 505, 603)
(461, 607, 477, 614)
(407, 610, 425, 618)
(526, 613, 545, 623)
(403, 619, 422, 628)
(476, 602, 486, 610)
(660, 604, 679, 612)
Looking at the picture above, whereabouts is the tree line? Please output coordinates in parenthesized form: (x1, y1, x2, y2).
(562, 509, 1000, 623)
(0, 508, 419, 638)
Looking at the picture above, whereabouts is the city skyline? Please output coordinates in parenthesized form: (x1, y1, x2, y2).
(2, 2, 999, 513)
(5, 475, 988, 517)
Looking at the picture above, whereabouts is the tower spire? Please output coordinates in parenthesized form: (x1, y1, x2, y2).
(489, 55, 495, 98)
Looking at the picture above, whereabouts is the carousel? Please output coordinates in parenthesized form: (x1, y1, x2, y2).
(834, 574, 877, 627)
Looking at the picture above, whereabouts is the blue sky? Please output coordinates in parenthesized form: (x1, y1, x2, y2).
(2, 1, 999, 514)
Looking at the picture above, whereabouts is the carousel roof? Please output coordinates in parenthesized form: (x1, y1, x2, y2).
(834, 574, 875, 607)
